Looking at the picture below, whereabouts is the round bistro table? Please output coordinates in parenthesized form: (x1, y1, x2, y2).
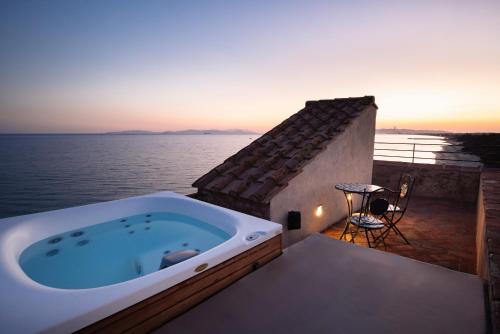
(335, 183, 383, 241)
(334, 183, 382, 194)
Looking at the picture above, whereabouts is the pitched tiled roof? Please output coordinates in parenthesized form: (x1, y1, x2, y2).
(193, 96, 377, 203)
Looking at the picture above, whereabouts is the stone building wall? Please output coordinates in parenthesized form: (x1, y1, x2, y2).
(372, 160, 482, 203)
(475, 169, 500, 333)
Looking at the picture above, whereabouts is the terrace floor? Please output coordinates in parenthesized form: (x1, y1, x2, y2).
(323, 196, 477, 274)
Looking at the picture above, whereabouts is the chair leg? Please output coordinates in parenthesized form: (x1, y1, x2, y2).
(339, 220, 350, 241)
(379, 225, 391, 241)
(369, 230, 379, 249)
(392, 224, 410, 245)
(370, 230, 387, 250)
(365, 229, 372, 248)
(382, 215, 410, 245)
(372, 229, 387, 250)
(379, 230, 387, 250)
(350, 225, 360, 243)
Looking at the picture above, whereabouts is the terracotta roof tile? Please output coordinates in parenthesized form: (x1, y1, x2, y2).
(205, 174, 234, 192)
(193, 96, 377, 203)
(249, 178, 279, 202)
(225, 179, 248, 196)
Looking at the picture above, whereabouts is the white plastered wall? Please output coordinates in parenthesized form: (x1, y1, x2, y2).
(270, 106, 377, 246)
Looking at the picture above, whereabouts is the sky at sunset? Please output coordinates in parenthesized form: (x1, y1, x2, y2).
(1, 0, 499, 133)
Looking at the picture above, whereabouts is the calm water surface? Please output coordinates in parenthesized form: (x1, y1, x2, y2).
(0, 135, 254, 218)
(374, 134, 446, 163)
(1, 133, 464, 218)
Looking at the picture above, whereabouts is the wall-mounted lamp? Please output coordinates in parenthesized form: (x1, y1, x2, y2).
(315, 205, 323, 217)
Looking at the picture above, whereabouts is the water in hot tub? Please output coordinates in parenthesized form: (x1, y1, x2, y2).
(19, 212, 231, 289)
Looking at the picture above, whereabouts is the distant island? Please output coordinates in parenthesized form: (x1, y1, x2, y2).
(376, 128, 450, 135)
(104, 129, 258, 135)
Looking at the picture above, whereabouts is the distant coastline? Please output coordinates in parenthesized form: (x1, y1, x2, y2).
(0, 129, 259, 136)
(376, 128, 450, 135)
(104, 129, 258, 135)
(447, 133, 500, 168)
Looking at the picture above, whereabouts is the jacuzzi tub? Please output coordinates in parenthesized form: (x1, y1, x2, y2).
(0, 192, 282, 333)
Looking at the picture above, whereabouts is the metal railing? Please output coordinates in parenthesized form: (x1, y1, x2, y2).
(374, 141, 482, 164)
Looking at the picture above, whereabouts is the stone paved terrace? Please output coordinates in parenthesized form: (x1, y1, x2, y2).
(323, 196, 477, 274)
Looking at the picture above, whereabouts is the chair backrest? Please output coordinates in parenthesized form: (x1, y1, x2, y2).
(399, 174, 414, 197)
(392, 173, 416, 216)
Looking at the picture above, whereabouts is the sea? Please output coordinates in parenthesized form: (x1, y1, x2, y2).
(0, 133, 473, 218)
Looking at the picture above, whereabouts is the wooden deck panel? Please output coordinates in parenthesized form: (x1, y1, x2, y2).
(77, 235, 282, 334)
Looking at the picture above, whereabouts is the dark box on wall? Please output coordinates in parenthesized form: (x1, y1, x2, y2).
(287, 211, 301, 230)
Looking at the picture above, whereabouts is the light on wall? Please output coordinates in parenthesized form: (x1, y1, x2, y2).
(315, 205, 323, 217)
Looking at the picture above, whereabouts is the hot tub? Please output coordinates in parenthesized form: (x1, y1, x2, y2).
(0, 192, 282, 333)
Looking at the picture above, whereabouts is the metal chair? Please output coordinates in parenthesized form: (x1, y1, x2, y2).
(378, 174, 416, 244)
(341, 189, 389, 249)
